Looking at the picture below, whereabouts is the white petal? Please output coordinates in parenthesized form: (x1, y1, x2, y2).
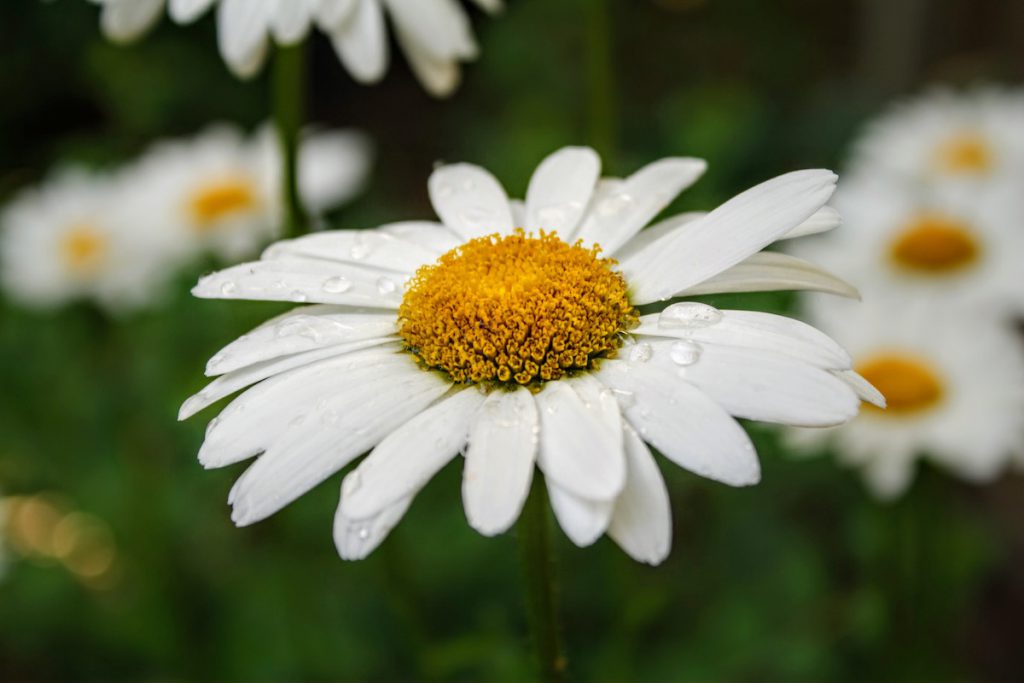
(525, 147, 601, 238)
(341, 388, 485, 519)
(180, 337, 398, 420)
(462, 387, 538, 536)
(675, 251, 860, 299)
(863, 454, 916, 501)
(428, 163, 514, 239)
(596, 360, 760, 486)
(297, 130, 373, 213)
(328, 0, 388, 84)
(779, 206, 841, 240)
(635, 307, 851, 369)
(610, 211, 705, 261)
(270, 0, 318, 43)
(622, 170, 838, 304)
(378, 221, 462, 254)
(198, 347, 418, 469)
(534, 379, 625, 501)
(315, 0, 359, 30)
(100, 0, 165, 42)
(469, 0, 503, 13)
(574, 158, 707, 254)
(546, 482, 613, 547)
(262, 230, 437, 274)
(169, 0, 217, 23)
(191, 258, 405, 307)
(834, 369, 886, 409)
(384, 0, 477, 61)
(205, 306, 397, 376)
(334, 492, 411, 560)
(608, 426, 672, 565)
(228, 355, 451, 525)
(660, 342, 862, 427)
(399, 39, 461, 97)
(217, 0, 274, 79)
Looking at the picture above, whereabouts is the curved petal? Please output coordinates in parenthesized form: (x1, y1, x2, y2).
(334, 492, 412, 560)
(270, 0, 318, 43)
(100, 0, 165, 42)
(596, 359, 760, 486)
(622, 170, 838, 304)
(462, 387, 538, 536)
(328, 0, 388, 84)
(779, 206, 841, 240)
(525, 147, 601, 238)
(315, 0, 359, 30)
(217, 0, 274, 78)
(608, 426, 672, 565)
(674, 251, 860, 299)
(546, 481, 613, 547)
(262, 230, 438, 274)
(834, 369, 886, 409)
(428, 163, 514, 239)
(169, 0, 218, 23)
(610, 211, 705, 261)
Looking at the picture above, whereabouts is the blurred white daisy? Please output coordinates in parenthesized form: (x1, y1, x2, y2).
(181, 146, 868, 564)
(851, 87, 1024, 190)
(788, 170, 1024, 314)
(128, 124, 372, 263)
(86, 0, 502, 96)
(789, 297, 1024, 500)
(1, 168, 176, 313)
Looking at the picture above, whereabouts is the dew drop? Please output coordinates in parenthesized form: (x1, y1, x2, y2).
(669, 340, 702, 366)
(629, 343, 653, 363)
(597, 193, 633, 217)
(349, 238, 371, 260)
(357, 527, 370, 540)
(220, 281, 237, 296)
(658, 302, 722, 330)
(322, 276, 352, 294)
(376, 276, 397, 295)
(289, 290, 308, 303)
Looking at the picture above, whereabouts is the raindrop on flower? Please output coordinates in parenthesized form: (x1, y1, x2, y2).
(597, 193, 633, 217)
(357, 527, 370, 540)
(289, 290, 308, 303)
(376, 276, 397, 295)
(349, 239, 371, 260)
(322, 276, 352, 294)
(669, 340, 702, 366)
(220, 281, 237, 296)
(629, 342, 653, 363)
(658, 302, 722, 330)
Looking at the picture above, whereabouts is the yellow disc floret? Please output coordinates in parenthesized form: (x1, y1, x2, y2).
(935, 131, 993, 175)
(856, 353, 944, 415)
(889, 214, 980, 274)
(188, 177, 258, 230)
(399, 231, 638, 386)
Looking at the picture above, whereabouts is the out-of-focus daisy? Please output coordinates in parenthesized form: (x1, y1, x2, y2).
(86, 0, 502, 96)
(788, 170, 1024, 314)
(181, 146, 869, 564)
(1, 168, 175, 313)
(128, 124, 372, 262)
(851, 87, 1024, 189)
(789, 298, 1024, 499)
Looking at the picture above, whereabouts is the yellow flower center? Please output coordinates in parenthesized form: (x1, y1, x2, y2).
(889, 214, 979, 274)
(399, 231, 638, 386)
(61, 225, 107, 274)
(935, 132, 992, 174)
(188, 177, 258, 230)
(856, 353, 944, 415)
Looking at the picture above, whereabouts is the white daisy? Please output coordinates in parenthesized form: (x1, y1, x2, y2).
(126, 124, 372, 263)
(787, 169, 1024, 315)
(789, 296, 1024, 500)
(86, 0, 502, 96)
(1, 168, 177, 313)
(180, 146, 868, 564)
(851, 86, 1024, 190)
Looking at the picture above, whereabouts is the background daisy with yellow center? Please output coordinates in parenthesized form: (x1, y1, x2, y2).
(181, 146, 874, 564)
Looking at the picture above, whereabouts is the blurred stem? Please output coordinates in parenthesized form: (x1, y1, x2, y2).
(585, 0, 617, 163)
(517, 477, 569, 683)
(274, 42, 308, 238)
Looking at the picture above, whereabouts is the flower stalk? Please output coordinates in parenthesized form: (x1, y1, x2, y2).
(585, 0, 617, 163)
(273, 42, 309, 238)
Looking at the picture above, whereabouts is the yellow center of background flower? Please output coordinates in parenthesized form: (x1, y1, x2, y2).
(856, 353, 944, 415)
(889, 215, 979, 274)
(188, 177, 258, 229)
(61, 225, 106, 274)
(399, 231, 638, 386)
(935, 132, 992, 174)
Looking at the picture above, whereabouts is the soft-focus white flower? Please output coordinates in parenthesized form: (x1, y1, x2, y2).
(86, 0, 502, 96)
(789, 297, 1024, 500)
(851, 87, 1024, 190)
(127, 124, 372, 262)
(0, 168, 176, 313)
(181, 146, 868, 564)
(787, 170, 1024, 315)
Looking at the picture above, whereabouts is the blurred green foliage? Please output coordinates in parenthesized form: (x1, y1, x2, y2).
(2, 0, 1023, 681)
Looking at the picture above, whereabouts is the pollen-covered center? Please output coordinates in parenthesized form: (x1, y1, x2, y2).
(188, 176, 258, 229)
(61, 224, 107, 275)
(399, 231, 638, 385)
(935, 131, 993, 174)
(889, 214, 980, 274)
(856, 353, 944, 415)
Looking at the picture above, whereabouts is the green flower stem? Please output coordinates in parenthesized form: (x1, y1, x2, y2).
(585, 0, 617, 163)
(273, 42, 309, 238)
(518, 476, 569, 683)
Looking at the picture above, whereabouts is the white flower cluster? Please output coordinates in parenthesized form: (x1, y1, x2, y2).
(788, 87, 1024, 499)
(1, 124, 371, 314)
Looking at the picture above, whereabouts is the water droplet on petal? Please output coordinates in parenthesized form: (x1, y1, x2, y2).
(669, 340, 702, 366)
(629, 343, 653, 363)
(597, 193, 634, 217)
(658, 302, 722, 330)
(289, 290, 308, 303)
(376, 276, 397, 295)
(322, 276, 352, 294)
(349, 238, 371, 260)
(357, 527, 370, 540)
(220, 281, 237, 295)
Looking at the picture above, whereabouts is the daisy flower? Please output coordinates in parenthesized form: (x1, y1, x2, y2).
(181, 146, 868, 564)
(789, 296, 1024, 500)
(86, 0, 502, 96)
(127, 124, 372, 263)
(1, 168, 176, 313)
(851, 87, 1024, 190)
(787, 170, 1024, 315)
